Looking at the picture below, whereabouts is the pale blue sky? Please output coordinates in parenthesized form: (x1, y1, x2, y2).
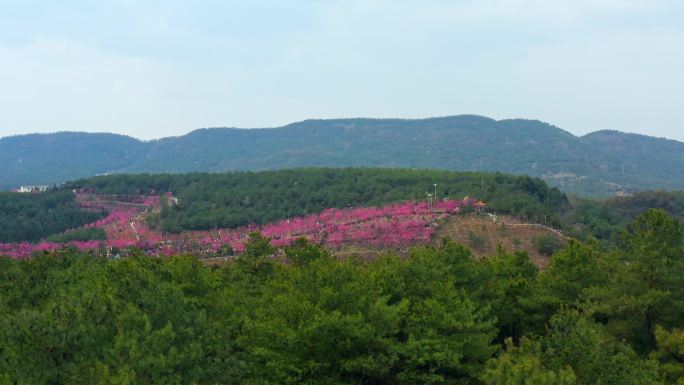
(1, 0, 683, 140)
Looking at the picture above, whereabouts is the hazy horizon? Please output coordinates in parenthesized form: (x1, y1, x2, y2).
(1, 1, 683, 141)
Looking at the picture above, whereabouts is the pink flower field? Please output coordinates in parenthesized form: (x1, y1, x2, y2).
(0, 194, 475, 259)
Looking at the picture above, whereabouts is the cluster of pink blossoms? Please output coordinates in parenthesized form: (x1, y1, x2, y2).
(0, 196, 475, 259)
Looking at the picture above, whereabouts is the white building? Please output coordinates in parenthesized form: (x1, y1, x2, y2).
(18, 185, 49, 193)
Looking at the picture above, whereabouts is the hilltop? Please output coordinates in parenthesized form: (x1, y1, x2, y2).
(0, 168, 569, 261)
(2, 115, 684, 196)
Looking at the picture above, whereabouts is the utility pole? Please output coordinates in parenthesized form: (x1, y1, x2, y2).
(434, 184, 438, 203)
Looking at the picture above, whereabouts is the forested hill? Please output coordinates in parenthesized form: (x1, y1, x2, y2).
(71, 169, 568, 233)
(3, 115, 684, 196)
(0, 132, 145, 189)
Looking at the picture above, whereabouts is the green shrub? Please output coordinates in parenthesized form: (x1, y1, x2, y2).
(46, 227, 106, 243)
(534, 234, 562, 256)
(468, 231, 488, 250)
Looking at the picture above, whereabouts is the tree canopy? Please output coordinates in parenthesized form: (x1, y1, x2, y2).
(69, 168, 569, 232)
(2, 209, 683, 384)
(0, 190, 104, 243)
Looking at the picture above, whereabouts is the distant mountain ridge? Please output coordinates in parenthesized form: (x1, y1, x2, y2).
(2, 115, 683, 196)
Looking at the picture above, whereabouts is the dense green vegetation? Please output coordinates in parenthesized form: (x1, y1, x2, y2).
(1, 209, 683, 384)
(70, 168, 569, 232)
(566, 190, 684, 242)
(4, 115, 684, 196)
(45, 227, 106, 243)
(0, 190, 104, 243)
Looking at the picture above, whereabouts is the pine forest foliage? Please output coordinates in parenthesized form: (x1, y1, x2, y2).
(69, 168, 569, 232)
(1, 209, 684, 384)
(0, 190, 104, 243)
(566, 190, 684, 242)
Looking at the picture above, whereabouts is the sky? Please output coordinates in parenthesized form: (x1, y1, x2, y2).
(0, 0, 683, 141)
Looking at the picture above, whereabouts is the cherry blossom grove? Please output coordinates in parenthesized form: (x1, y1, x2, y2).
(0, 194, 475, 259)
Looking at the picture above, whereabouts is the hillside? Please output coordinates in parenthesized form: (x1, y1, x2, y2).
(68, 169, 568, 233)
(566, 190, 684, 241)
(2, 115, 684, 196)
(0, 196, 465, 259)
(0, 132, 145, 188)
(435, 214, 567, 268)
(0, 190, 104, 243)
(4, 168, 683, 247)
(0, 187, 567, 269)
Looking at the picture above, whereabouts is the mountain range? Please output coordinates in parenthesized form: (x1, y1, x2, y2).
(2, 115, 683, 196)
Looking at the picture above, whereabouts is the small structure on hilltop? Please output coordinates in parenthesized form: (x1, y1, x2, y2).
(614, 189, 633, 198)
(17, 185, 49, 193)
(164, 192, 179, 206)
(474, 200, 487, 213)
